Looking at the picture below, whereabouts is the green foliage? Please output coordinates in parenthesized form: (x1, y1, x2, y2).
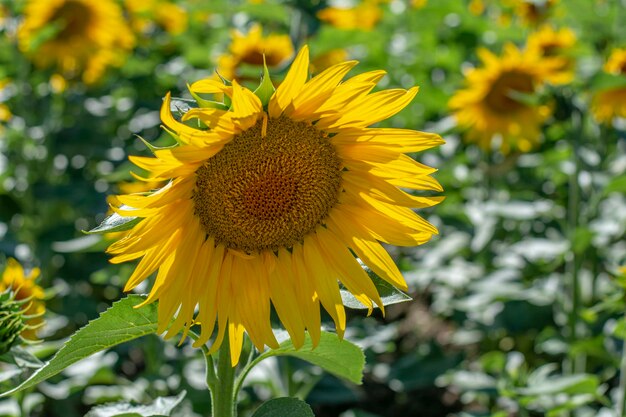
(1, 295, 158, 397)
(84, 391, 186, 417)
(264, 332, 365, 385)
(0, 0, 625, 416)
(251, 397, 314, 417)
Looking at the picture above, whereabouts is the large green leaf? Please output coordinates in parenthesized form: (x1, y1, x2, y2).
(84, 391, 186, 417)
(269, 331, 365, 385)
(340, 262, 411, 309)
(0, 295, 157, 397)
(251, 397, 314, 417)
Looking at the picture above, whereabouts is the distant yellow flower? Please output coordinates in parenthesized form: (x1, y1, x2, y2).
(18, 0, 135, 84)
(0, 80, 11, 133)
(217, 24, 294, 80)
(411, 0, 428, 9)
(107, 45, 443, 365)
(0, 258, 45, 340)
(469, 0, 485, 15)
(592, 48, 626, 123)
(125, 0, 188, 35)
(526, 25, 576, 84)
(318, 1, 382, 30)
(310, 49, 349, 74)
(449, 43, 556, 153)
(511, 0, 558, 25)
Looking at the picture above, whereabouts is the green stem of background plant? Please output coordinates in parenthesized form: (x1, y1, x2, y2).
(617, 314, 626, 417)
(211, 336, 237, 417)
(566, 105, 583, 376)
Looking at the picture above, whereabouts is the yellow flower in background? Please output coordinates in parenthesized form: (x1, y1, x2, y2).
(526, 25, 576, 84)
(217, 24, 294, 80)
(449, 43, 557, 153)
(18, 0, 135, 84)
(511, 0, 558, 26)
(469, 0, 486, 15)
(125, 0, 188, 35)
(0, 80, 11, 134)
(310, 49, 349, 74)
(592, 48, 626, 123)
(318, 0, 382, 31)
(107, 46, 443, 365)
(0, 258, 45, 340)
(411, 0, 428, 9)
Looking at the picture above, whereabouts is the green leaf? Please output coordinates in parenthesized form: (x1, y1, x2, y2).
(251, 397, 314, 417)
(340, 261, 411, 309)
(0, 295, 158, 397)
(84, 208, 142, 235)
(84, 391, 186, 417)
(270, 331, 365, 385)
(514, 374, 600, 397)
(605, 174, 626, 195)
(589, 72, 626, 92)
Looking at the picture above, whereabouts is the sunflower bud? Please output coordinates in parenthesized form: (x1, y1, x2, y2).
(0, 289, 28, 355)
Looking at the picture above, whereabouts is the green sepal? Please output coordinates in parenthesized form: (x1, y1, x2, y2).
(214, 71, 233, 109)
(187, 84, 229, 110)
(254, 56, 276, 108)
(135, 135, 177, 153)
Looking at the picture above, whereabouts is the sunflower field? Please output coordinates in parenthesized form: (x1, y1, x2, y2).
(1, 0, 625, 416)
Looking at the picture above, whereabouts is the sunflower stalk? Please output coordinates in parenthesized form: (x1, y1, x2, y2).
(210, 336, 237, 417)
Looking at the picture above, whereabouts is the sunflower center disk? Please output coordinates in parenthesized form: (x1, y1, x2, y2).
(51, 1, 92, 40)
(193, 116, 343, 253)
(485, 71, 534, 113)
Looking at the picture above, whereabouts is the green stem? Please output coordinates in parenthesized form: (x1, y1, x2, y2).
(234, 351, 275, 401)
(212, 336, 237, 417)
(617, 319, 626, 417)
(566, 108, 582, 376)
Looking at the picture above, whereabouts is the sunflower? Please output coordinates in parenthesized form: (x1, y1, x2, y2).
(511, 0, 558, 25)
(0, 258, 45, 340)
(124, 0, 188, 35)
(526, 25, 576, 84)
(107, 46, 443, 365)
(217, 24, 294, 81)
(317, 0, 383, 31)
(449, 43, 556, 153)
(591, 48, 626, 123)
(18, 0, 134, 84)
